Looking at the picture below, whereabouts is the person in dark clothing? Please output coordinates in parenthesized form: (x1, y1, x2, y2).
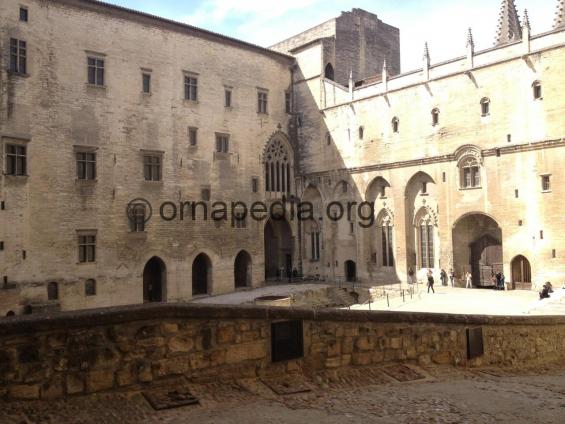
(427, 269, 435, 294)
(539, 284, 550, 300)
(440, 269, 448, 286)
(495, 272, 502, 290)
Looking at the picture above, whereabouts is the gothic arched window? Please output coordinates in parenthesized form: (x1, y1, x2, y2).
(324, 63, 335, 81)
(460, 156, 481, 188)
(264, 137, 292, 195)
(379, 212, 394, 267)
(417, 212, 435, 269)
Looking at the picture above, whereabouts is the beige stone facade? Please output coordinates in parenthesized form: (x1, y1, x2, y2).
(0, 0, 564, 315)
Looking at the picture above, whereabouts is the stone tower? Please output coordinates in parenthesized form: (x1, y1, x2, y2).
(495, 0, 522, 45)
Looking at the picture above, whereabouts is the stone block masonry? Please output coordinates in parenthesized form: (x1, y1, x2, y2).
(1, 304, 565, 401)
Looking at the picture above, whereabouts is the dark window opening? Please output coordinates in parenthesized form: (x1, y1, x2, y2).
(225, 89, 232, 107)
(285, 91, 291, 113)
(324, 63, 334, 81)
(131, 203, 146, 232)
(252, 177, 259, 193)
(144, 155, 161, 181)
(142, 73, 151, 93)
(431, 108, 439, 126)
(541, 175, 551, 192)
(20, 7, 28, 22)
(392, 117, 399, 133)
(87, 57, 104, 86)
(271, 320, 304, 362)
(480, 98, 490, 116)
(421, 181, 428, 194)
(6, 144, 27, 176)
(201, 188, 211, 201)
(216, 134, 229, 153)
(540, 230, 544, 240)
(532, 81, 542, 100)
(189, 127, 198, 146)
(85, 279, 96, 296)
(47, 282, 58, 301)
(358, 126, 364, 140)
(76, 152, 96, 180)
(78, 234, 96, 262)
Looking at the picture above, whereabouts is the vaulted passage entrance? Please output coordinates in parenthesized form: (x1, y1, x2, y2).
(234, 250, 252, 289)
(511, 255, 532, 290)
(143, 256, 166, 302)
(192, 253, 211, 296)
(264, 218, 292, 280)
(452, 214, 502, 287)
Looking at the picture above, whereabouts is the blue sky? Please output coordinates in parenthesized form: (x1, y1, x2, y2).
(106, 0, 557, 71)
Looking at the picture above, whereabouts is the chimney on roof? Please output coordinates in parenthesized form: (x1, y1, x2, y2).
(495, 0, 522, 46)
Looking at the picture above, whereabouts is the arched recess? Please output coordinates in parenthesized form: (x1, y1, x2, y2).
(264, 217, 293, 280)
(325, 63, 335, 81)
(452, 213, 502, 287)
(192, 253, 212, 296)
(143, 256, 166, 302)
(365, 177, 391, 202)
(234, 250, 252, 289)
(455, 145, 483, 189)
(263, 131, 294, 197)
(511, 255, 532, 290)
(404, 172, 437, 271)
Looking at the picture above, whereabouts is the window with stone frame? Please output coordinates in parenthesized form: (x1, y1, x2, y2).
(87, 56, 104, 86)
(391, 117, 399, 133)
(47, 282, 58, 301)
(257, 90, 268, 114)
(143, 154, 161, 181)
(5, 144, 27, 176)
(480, 97, 490, 116)
(431, 108, 440, 126)
(184, 75, 198, 101)
(78, 234, 96, 263)
(142, 73, 151, 94)
(9, 38, 27, 74)
(130, 203, 146, 232)
(252, 176, 259, 193)
(189, 127, 198, 147)
(285, 91, 292, 114)
(418, 215, 435, 269)
(225, 88, 232, 107)
(379, 213, 394, 267)
(20, 7, 29, 22)
(264, 137, 292, 195)
(541, 174, 551, 192)
(234, 211, 246, 228)
(85, 279, 96, 296)
(532, 81, 542, 100)
(460, 157, 481, 188)
(76, 152, 96, 180)
(358, 126, 364, 140)
(215, 134, 229, 153)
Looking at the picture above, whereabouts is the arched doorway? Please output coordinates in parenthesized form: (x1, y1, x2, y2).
(511, 255, 531, 290)
(324, 63, 335, 81)
(193, 253, 211, 296)
(345, 260, 357, 282)
(452, 214, 502, 287)
(264, 218, 292, 280)
(143, 257, 166, 302)
(234, 250, 252, 289)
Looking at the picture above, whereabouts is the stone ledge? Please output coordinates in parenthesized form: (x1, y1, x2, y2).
(1, 303, 563, 336)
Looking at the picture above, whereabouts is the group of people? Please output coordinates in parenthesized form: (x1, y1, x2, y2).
(539, 281, 554, 300)
(408, 268, 506, 292)
(491, 272, 506, 290)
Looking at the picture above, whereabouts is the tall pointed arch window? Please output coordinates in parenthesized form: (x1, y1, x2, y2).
(264, 137, 292, 195)
(417, 211, 435, 269)
(379, 212, 394, 267)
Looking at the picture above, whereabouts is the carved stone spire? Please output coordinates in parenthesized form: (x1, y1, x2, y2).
(555, 0, 565, 29)
(466, 28, 475, 50)
(466, 28, 475, 68)
(422, 42, 430, 81)
(495, 0, 522, 45)
(523, 9, 531, 31)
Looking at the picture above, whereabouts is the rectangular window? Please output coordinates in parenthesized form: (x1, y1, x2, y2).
(184, 76, 198, 101)
(422, 181, 428, 194)
(189, 127, 198, 146)
(201, 188, 211, 201)
(216, 134, 229, 153)
(76, 152, 96, 180)
(225, 89, 232, 107)
(143, 155, 161, 181)
(9, 38, 27, 74)
(87, 57, 104, 86)
(252, 177, 259, 193)
(257, 91, 268, 114)
(6, 144, 27, 176)
(20, 7, 28, 22)
(78, 234, 96, 263)
(142, 73, 151, 93)
(540, 230, 544, 240)
(131, 203, 146, 232)
(541, 175, 551, 192)
(285, 91, 292, 114)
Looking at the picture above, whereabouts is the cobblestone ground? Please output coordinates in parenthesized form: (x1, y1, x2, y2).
(2, 365, 565, 423)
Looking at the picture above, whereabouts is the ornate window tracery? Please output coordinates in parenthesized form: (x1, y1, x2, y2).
(264, 137, 292, 195)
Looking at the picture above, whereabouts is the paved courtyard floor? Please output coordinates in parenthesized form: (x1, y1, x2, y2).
(2, 364, 565, 423)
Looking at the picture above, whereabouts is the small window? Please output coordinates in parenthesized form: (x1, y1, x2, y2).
(142, 73, 151, 94)
(421, 182, 428, 194)
(358, 126, 364, 140)
(252, 177, 259, 193)
(78, 234, 96, 263)
(201, 188, 211, 201)
(143, 155, 161, 181)
(85, 279, 96, 296)
(47, 282, 58, 301)
(324, 63, 335, 81)
(225, 88, 232, 107)
(285, 91, 292, 114)
(540, 230, 544, 240)
(76, 152, 96, 180)
(392, 117, 399, 133)
(515, 189, 519, 198)
(442, 172, 446, 182)
(5, 144, 27, 176)
(9, 38, 27, 74)
(518, 220, 523, 226)
(234, 212, 246, 228)
(20, 7, 28, 22)
(431, 108, 439, 126)
(130, 203, 146, 232)
(257, 91, 268, 114)
(532, 81, 542, 100)
(480, 98, 490, 116)
(553, 249, 557, 259)
(216, 134, 229, 153)
(342, 181, 348, 193)
(184, 75, 198, 101)
(188, 127, 198, 147)
(87, 57, 104, 86)
(507, 134, 512, 142)
(541, 175, 551, 192)
(326, 132, 332, 145)
(349, 222, 354, 234)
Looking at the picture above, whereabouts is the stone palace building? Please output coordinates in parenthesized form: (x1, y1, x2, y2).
(1, 0, 564, 314)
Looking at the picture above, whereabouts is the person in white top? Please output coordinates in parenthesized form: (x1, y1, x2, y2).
(465, 272, 473, 288)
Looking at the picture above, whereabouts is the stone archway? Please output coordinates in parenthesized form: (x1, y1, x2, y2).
(264, 218, 292, 280)
(511, 255, 532, 290)
(452, 213, 502, 287)
(143, 256, 166, 302)
(192, 253, 212, 296)
(234, 250, 252, 289)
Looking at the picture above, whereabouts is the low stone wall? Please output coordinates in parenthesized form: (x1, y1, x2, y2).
(1, 304, 564, 400)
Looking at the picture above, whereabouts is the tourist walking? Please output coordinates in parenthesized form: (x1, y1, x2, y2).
(465, 272, 472, 288)
(499, 272, 505, 290)
(440, 269, 447, 286)
(408, 267, 415, 286)
(449, 268, 455, 287)
(427, 269, 435, 293)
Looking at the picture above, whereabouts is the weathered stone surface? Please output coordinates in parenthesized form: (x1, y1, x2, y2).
(86, 370, 115, 393)
(225, 342, 267, 364)
(66, 373, 85, 395)
(168, 337, 194, 353)
(8, 384, 40, 400)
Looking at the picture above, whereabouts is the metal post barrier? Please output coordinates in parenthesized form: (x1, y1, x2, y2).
(402, 290, 405, 302)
